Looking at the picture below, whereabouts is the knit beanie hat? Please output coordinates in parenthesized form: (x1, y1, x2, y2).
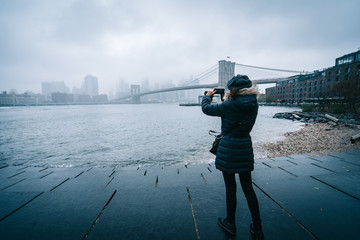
(227, 75, 252, 90)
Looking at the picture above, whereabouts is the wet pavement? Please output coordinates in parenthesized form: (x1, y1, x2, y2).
(0, 150, 359, 239)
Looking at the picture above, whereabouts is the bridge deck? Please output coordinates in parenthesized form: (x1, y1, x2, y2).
(0, 150, 359, 239)
(117, 77, 286, 101)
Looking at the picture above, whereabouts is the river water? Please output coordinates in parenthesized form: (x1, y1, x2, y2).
(0, 104, 302, 168)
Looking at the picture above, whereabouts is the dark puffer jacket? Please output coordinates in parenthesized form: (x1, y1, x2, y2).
(202, 94, 258, 173)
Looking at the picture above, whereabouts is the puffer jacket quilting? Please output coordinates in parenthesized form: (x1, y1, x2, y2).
(202, 94, 258, 173)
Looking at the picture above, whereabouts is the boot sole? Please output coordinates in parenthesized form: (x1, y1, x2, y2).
(218, 220, 236, 235)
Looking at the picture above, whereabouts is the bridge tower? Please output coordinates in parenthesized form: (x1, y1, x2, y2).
(218, 60, 235, 89)
(130, 85, 141, 104)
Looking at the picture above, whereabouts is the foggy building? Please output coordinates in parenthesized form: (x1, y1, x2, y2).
(0, 91, 40, 106)
(108, 89, 114, 101)
(82, 75, 99, 98)
(9, 89, 18, 94)
(141, 78, 150, 102)
(72, 86, 84, 95)
(148, 82, 161, 102)
(41, 81, 70, 101)
(116, 79, 130, 98)
(41, 81, 69, 95)
(74, 94, 91, 103)
(187, 78, 201, 103)
(51, 92, 74, 103)
(160, 81, 178, 102)
(141, 78, 150, 92)
(178, 78, 202, 103)
(93, 94, 108, 102)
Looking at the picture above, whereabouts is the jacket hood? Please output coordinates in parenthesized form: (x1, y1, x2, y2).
(224, 86, 259, 101)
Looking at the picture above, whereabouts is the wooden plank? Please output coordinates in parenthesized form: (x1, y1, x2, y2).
(0, 192, 43, 221)
(310, 172, 360, 200)
(190, 176, 313, 239)
(269, 156, 294, 161)
(0, 150, 359, 239)
(53, 168, 113, 192)
(310, 155, 360, 173)
(346, 149, 360, 156)
(0, 163, 9, 169)
(2, 176, 71, 193)
(2, 167, 53, 179)
(253, 176, 360, 239)
(286, 154, 321, 165)
(253, 166, 299, 180)
(0, 166, 28, 179)
(257, 159, 299, 168)
(41, 167, 86, 179)
(314, 159, 360, 173)
(87, 167, 196, 240)
(0, 190, 114, 240)
(279, 164, 337, 177)
(329, 152, 360, 166)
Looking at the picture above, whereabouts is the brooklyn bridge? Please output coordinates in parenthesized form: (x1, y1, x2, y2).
(116, 60, 305, 104)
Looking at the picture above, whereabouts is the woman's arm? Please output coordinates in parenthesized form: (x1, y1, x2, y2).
(201, 89, 226, 117)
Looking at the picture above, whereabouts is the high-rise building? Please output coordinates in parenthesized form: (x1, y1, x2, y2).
(41, 81, 70, 100)
(83, 75, 99, 98)
(116, 79, 130, 98)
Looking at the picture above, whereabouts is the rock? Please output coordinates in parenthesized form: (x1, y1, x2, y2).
(350, 133, 360, 144)
(325, 114, 339, 123)
(293, 114, 302, 120)
(328, 121, 337, 126)
(272, 111, 360, 126)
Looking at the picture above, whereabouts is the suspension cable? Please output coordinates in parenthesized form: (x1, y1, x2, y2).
(195, 67, 218, 80)
(193, 64, 218, 79)
(196, 68, 218, 81)
(182, 65, 218, 86)
(182, 68, 218, 86)
(235, 63, 304, 74)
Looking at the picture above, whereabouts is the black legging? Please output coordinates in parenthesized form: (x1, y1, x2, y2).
(222, 171, 262, 230)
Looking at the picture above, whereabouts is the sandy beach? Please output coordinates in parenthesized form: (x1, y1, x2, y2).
(256, 122, 360, 159)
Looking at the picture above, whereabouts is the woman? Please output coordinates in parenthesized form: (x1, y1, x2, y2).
(202, 75, 264, 239)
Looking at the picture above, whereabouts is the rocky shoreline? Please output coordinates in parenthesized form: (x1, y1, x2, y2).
(273, 111, 360, 126)
(257, 112, 360, 159)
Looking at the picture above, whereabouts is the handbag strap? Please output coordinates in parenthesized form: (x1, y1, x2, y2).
(208, 130, 220, 136)
(208, 115, 248, 137)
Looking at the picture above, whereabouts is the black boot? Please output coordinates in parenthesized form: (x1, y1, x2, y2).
(250, 223, 264, 240)
(218, 218, 236, 235)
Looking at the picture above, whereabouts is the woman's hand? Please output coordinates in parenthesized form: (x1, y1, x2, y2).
(206, 88, 216, 97)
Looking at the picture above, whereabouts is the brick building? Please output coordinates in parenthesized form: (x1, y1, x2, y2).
(266, 50, 360, 103)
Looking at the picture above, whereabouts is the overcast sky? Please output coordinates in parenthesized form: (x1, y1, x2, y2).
(0, 0, 359, 94)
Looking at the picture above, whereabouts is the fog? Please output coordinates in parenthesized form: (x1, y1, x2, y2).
(0, 0, 359, 94)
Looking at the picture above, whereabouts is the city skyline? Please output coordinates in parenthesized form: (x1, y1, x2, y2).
(0, 0, 359, 94)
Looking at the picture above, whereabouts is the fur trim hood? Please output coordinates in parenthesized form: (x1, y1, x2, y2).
(224, 86, 259, 101)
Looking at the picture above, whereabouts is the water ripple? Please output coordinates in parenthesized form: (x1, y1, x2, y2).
(0, 104, 301, 167)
